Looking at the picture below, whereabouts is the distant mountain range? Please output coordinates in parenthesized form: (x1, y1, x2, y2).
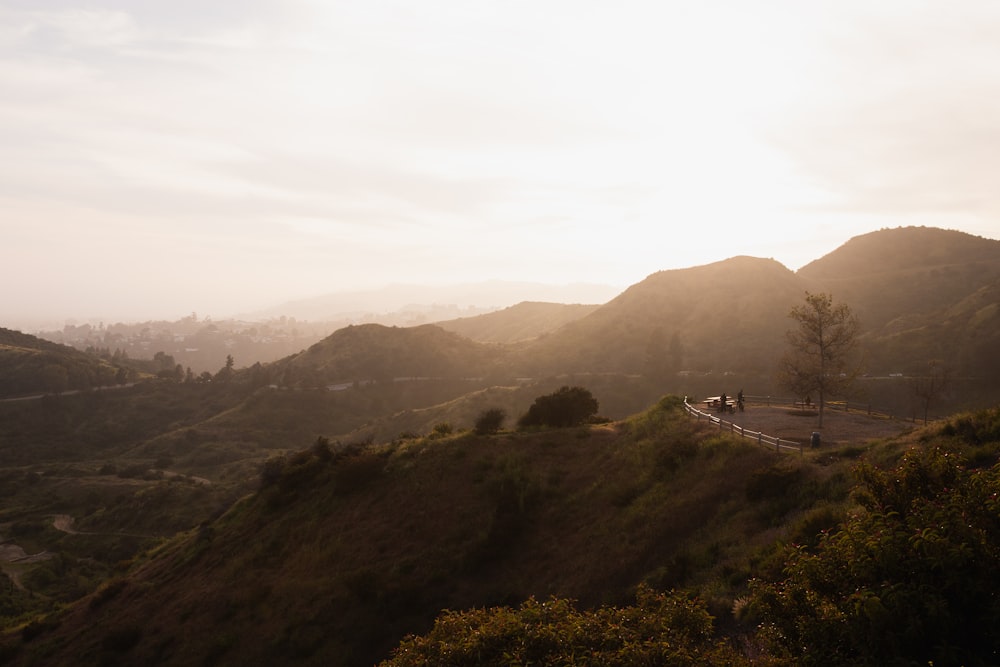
(2, 225, 1000, 666)
(6, 226, 999, 413)
(237, 280, 623, 323)
(264, 227, 1000, 422)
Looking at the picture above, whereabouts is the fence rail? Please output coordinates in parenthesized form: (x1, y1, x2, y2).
(683, 398, 803, 455)
(741, 395, 896, 420)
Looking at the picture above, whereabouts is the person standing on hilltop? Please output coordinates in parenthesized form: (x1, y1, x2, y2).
(719, 392, 727, 413)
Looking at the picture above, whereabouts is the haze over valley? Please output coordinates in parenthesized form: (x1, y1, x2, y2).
(4, 2, 1000, 664)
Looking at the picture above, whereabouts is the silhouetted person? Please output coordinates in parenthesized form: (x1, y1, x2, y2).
(719, 392, 727, 413)
(737, 389, 744, 412)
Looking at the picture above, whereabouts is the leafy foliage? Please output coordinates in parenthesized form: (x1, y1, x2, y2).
(383, 586, 747, 666)
(778, 292, 861, 428)
(473, 407, 506, 435)
(751, 445, 1000, 666)
(517, 385, 599, 429)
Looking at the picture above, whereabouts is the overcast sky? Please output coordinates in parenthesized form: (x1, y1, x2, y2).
(3, 1, 999, 327)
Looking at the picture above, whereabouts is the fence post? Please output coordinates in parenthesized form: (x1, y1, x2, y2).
(775, 438, 780, 453)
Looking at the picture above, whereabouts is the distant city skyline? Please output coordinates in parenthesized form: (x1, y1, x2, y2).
(2, 1, 999, 327)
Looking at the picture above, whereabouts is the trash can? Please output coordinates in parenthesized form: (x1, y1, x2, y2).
(811, 432, 821, 448)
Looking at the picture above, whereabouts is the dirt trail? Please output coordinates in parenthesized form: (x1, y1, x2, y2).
(1, 538, 54, 592)
(51, 514, 152, 539)
(52, 514, 79, 534)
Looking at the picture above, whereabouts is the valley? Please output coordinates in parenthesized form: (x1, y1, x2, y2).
(0, 226, 998, 665)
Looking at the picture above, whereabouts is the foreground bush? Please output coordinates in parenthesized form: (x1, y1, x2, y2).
(751, 446, 1000, 666)
(382, 586, 751, 666)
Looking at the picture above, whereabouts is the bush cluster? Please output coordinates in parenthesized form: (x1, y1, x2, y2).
(517, 386, 598, 429)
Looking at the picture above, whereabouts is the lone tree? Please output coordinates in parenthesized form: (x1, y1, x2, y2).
(911, 359, 950, 424)
(474, 408, 507, 435)
(518, 386, 599, 429)
(778, 292, 861, 429)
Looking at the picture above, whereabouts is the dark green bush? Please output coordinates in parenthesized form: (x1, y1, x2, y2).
(382, 586, 746, 666)
(517, 386, 598, 429)
(474, 408, 506, 435)
(752, 446, 1000, 666)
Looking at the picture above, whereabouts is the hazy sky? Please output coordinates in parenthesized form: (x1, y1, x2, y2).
(3, 1, 999, 326)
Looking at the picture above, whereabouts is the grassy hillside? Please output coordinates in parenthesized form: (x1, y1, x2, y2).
(0, 328, 121, 398)
(268, 323, 507, 388)
(800, 226, 1000, 367)
(512, 256, 803, 378)
(1, 395, 933, 666)
(1, 225, 998, 664)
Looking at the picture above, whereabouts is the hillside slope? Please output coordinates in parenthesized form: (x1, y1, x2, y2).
(269, 323, 505, 387)
(4, 397, 865, 666)
(0, 327, 120, 398)
(799, 227, 1000, 385)
(436, 301, 600, 343)
(512, 256, 804, 377)
(799, 226, 1000, 330)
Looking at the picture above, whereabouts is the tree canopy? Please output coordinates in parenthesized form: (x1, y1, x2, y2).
(750, 444, 1000, 666)
(778, 292, 861, 428)
(517, 385, 599, 429)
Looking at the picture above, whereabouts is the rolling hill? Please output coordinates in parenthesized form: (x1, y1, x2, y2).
(0, 328, 121, 398)
(436, 301, 600, 344)
(2, 225, 1000, 665)
(0, 397, 888, 665)
(219, 226, 1000, 436)
(7, 397, 998, 666)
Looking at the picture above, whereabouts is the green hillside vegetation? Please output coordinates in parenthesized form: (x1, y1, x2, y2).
(4, 398, 999, 665)
(0, 382, 256, 627)
(0, 329, 123, 398)
(0, 225, 998, 664)
(437, 301, 601, 343)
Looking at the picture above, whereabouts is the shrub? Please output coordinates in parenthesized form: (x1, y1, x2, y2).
(517, 386, 598, 429)
(474, 408, 506, 435)
(751, 446, 1000, 666)
(431, 422, 453, 438)
(382, 586, 745, 665)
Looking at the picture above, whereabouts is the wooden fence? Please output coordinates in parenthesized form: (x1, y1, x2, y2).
(743, 395, 896, 420)
(683, 398, 804, 455)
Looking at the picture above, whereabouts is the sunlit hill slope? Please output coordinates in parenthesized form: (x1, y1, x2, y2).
(0, 398, 893, 665)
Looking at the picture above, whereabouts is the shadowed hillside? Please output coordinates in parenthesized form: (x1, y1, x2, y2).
(799, 226, 1000, 330)
(0, 397, 862, 666)
(8, 396, 999, 666)
(2, 225, 1000, 665)
(268, 322, 507, 388)
(512, 256, 803, 378)
(0, 328, 122, 398)
(798, 227, 1000, 395)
